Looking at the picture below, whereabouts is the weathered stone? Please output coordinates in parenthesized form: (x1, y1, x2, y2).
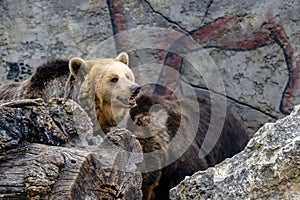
(170, 105, 300, 200)
(0, 0, 113, 84)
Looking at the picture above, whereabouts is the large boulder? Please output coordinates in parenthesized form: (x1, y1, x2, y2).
(170, 105, 300, 199)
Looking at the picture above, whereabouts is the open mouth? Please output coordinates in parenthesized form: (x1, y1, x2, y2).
(117, 95, 137, 107)
(128, 95, 137, 106)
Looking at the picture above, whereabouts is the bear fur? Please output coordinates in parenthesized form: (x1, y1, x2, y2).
(0, 52, 140, 133)
(127, 90, 250, 200)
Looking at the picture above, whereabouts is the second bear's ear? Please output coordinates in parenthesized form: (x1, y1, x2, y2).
(69, 57, 88, 80)
(114, 52, 129, 65)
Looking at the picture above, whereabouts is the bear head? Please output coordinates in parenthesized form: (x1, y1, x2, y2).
(68, 52, 140, 132)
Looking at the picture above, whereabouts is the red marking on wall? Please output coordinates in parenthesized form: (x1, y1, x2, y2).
(154, 53, 183, 96)
(269, 19, 300, 114)
(107, 0, 127, 40)
(191, 16, 274, 50)
(154, 15, 299, 114)
(107, 0, 139, 70)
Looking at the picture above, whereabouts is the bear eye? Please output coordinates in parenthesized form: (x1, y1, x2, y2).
(111, 77, 118, 83)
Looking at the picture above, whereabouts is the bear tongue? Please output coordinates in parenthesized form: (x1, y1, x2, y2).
(116, 96, 136, 106)
(128, 99, 136, 105)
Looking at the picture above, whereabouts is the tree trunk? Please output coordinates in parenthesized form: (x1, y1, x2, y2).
(0, 99, 143, 200)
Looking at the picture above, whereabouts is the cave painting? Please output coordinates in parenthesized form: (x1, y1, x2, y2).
(108, 0, 300, 115)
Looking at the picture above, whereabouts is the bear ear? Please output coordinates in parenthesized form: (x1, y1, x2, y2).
(114, 52, 129, 65)
(69, 57, 88, 79)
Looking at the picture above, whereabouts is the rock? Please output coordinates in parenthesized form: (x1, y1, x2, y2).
(0, 0, 113, 84)
(170, 105, 300, 199)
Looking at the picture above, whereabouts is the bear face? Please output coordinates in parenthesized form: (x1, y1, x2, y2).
(68, 52, 141, 132)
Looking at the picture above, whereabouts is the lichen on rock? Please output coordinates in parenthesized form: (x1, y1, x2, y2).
(170, 105, 300, 200)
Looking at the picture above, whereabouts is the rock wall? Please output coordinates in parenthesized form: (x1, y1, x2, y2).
(170, 105, 300, 199)
(1, 0, 300, 135)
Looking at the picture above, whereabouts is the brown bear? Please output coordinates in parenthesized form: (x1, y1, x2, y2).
(127, 89, 250, 200)
(0, 52, 141, 133)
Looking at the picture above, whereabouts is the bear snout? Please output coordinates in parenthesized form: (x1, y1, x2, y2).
(130, 84, 141, 96)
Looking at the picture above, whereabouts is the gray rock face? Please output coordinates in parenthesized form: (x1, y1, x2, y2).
(0, 0, 113, 84)
(170, 105, 300, 200)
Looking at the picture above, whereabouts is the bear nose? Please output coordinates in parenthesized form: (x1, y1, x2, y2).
(131, 84, 141, 96)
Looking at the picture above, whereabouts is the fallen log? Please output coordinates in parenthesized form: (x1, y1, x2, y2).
(0, 99, 143, 200)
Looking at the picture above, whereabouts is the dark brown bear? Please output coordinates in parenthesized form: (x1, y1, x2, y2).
(127, 90, 249, 200)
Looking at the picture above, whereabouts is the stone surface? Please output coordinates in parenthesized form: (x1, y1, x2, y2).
(1, 0, 300, 135)
(0, 0, 113, 84)
(170, 105, 300, 200)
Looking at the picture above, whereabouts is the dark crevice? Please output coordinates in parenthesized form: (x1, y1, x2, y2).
(200, 0, 213, 25)
(106, 0, 119, 36)
(268, 26, 294, 115)
(143, 0, 191, 34)
(190, 84, 278, 120)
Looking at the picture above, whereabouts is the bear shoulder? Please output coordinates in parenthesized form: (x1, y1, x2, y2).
(0, 59, 70, 101)
(28, 59, 70, 91)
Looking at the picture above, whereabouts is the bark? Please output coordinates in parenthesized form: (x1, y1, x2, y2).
(0, 99, 143, 200)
